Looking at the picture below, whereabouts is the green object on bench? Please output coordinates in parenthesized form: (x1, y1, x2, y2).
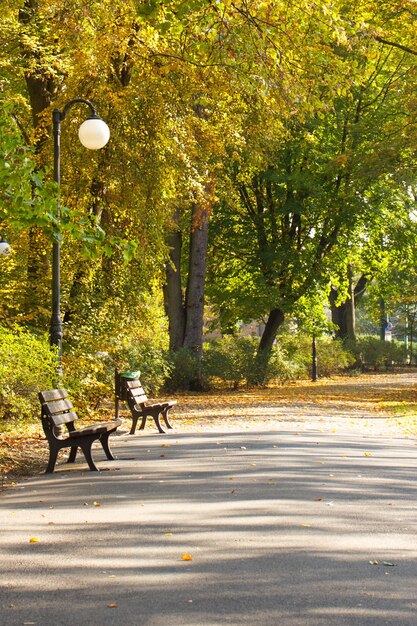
(120, 371, 141, 379)
(38, 388, 122, 473)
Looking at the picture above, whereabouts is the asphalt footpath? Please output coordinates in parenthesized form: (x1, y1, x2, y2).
(1, 416, 417, 625)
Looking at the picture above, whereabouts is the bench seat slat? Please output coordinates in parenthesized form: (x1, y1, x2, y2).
(39, 389, 68, 403)
(43, 398, 74, 416)
(128, 386, 147, 396)
(69, 420, 122, 438)
(49, 410, 78, 426)
(127, 380, 143, 390)
(131, 394, 148, 404)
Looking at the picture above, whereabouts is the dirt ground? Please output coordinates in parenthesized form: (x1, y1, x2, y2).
(2, 371, 417, 490)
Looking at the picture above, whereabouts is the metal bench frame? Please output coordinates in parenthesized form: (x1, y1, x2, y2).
(39, 388, 122, 473)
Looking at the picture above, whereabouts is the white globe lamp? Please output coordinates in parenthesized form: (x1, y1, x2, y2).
(78, 116, 110, 150)
(0, 238, 11, 257)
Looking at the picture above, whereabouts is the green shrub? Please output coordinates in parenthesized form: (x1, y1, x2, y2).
(0, 325, 56, 425)
(349, 335, 406, 369)
(278, 334, 355, 377)
(63, 330, 171, 413)
(203, 336, 258, 389)
(166, 347, 202, 391)
(202, 335, 307, 388)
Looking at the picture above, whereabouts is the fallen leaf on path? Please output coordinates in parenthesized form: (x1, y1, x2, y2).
(107, 603, 118, 608)
(364, 452, 372, 457)
(29, 537, 39, 543)
(181, 553, 193, 561)
(93, 502, 102, 507)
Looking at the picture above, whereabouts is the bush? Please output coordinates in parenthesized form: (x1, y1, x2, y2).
(166, 348, 203, 391)
(63, 330, 171, 414)
(0, 325, 56, 425)
(203, 336, 258, 389)
(278, 334, 355, 377)
(348, 335, 406, 369)
(201, 335, 307, 388)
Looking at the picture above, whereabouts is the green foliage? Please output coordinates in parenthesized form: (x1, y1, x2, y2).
(251, 343, 308, 386)
(280, 334, 355, 377)
(166, 348, 202, 392)
(199, 333, 356, 389)
(62, 296, 170, 411)
(347, 336, 406, 370)
(0, 99, 57, 233)
(2, 0, 417, 402)
(0, 325, 56, 425)
(203, 335, 258, 389)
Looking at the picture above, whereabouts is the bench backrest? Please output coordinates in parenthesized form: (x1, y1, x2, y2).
(38, 388, 78, 427)
(125, 379, 148, 408)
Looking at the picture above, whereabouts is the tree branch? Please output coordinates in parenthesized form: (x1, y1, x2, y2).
(375, 35, 417, 57)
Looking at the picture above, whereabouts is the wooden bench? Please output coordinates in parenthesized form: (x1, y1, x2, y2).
(38, 388, 122, 473)
(122, 378, 176, 435)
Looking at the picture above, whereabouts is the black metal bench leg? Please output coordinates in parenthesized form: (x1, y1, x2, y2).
(100, 433, 116, 460)
(153, 413, 166, 434)
(46, 447, 59, 474)
(162, 409, 174, 429)
(130, 415, 139, 435)
(68, 446, 78, 463)
(139, 416, 148, 431)
(79, 442, 99, 471)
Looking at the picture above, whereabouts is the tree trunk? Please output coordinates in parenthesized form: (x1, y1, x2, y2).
(252, 308, 285, 383)
(183, 204, 209, 357)
(19, 0, 61, 323)
(259, 308, 286, 354)
(330, 272, 368, 341)
(163, 204, 209, 389)
(163, 224, 186, 352)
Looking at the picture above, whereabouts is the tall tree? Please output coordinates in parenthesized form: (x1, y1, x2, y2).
(208, 34, 417, 378)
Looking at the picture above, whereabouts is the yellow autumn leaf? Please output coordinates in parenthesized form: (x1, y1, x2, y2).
(364, 452, 372, 457)
(93, 501, 102, 507)
(29, 537, 39, 543)
(181, 553, 193, 561)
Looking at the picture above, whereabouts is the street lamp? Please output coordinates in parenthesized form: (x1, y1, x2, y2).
(51, 98, 110, 376)
(0, 236, 11, 257)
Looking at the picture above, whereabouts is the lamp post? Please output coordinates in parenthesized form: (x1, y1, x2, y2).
(51, 98, 110, 376)
(311, 332, 318, 382)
